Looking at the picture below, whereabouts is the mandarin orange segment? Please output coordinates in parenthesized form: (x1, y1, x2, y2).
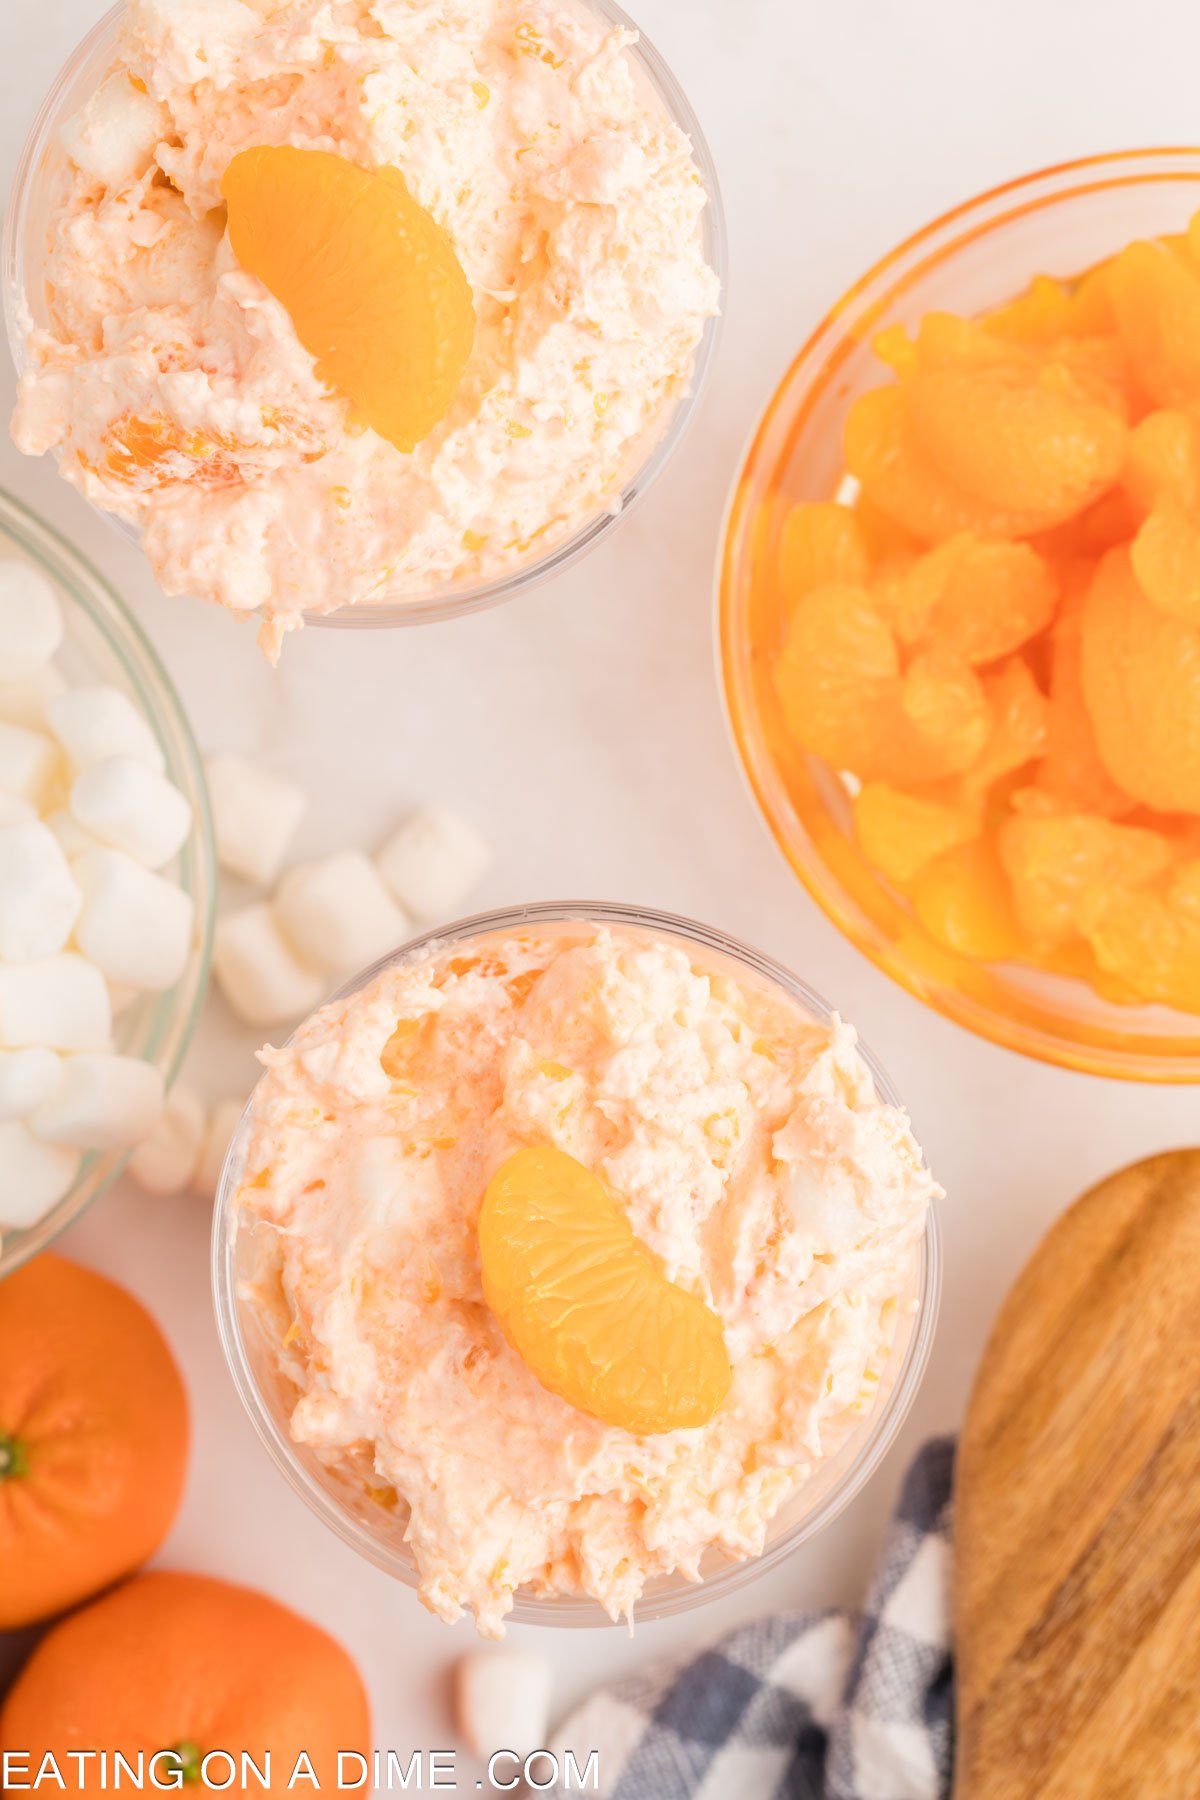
(773, 582, 900, 775)
(875, 534, 1057, 665)
(957, 657, 1050, 809)
(897, 650, 992, 780)
(912, 839, 1023, 962)
(96, 415, 242, 491)
(1080, 547, 1200, 812)
(222, 146, 475, 453)
(778, 502, 871, 607)
(854, 783, 979, 886)
(1077, 860, 1200, 1013)
(903, 353, 1127, 524)
(1035, 575, 1133, 817)
(1123, 409, 1200, 514)
(479, 1146, 731, 1436)
(1108, 239, 1200, 408)
(845, 385, 1035, 542)
(997, 811, 1173, 948)
(1130, 498, 1200, 623)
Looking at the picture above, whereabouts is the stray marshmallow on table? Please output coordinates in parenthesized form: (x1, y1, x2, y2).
(376, 806, 492, 922)
(128, 1082, 207, 1195)
(455, 1649, 553, 1764)
(214, 902, 325, 1028)
(194, 1097, 246, 1201)
(206, 752, 307, 888)
(274, 850, 409, 981)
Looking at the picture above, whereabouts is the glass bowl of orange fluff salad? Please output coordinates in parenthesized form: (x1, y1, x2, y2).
(721, 151, 1200, 1083)
(5, 0, 723, 655)
(213, 903, 940, 1633)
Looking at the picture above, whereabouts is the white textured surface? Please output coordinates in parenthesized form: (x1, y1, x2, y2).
(2, 0, 1199, 1782)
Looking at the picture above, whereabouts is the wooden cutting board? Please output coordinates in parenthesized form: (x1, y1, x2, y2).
(954, 1149, 1200, 1800)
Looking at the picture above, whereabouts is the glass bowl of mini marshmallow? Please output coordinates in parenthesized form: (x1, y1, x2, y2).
(0, 486, 214, 1276)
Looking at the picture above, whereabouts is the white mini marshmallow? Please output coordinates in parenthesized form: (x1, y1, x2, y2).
(205, 753, 307, 887)
(0, 561, 64, 682)
(455, 1649, 553, 1764)
(377, 807, 492, 922)
(71, 755, 191, 869)
(0, 1048, 61, 1122)
(0, 720, 61, 810)
(0, 664, 68, 730)
(274, 850, 410, 980)
(73, 846, 194, 992)
(60, 69, 168, 192)
(0, 795, 36, 828)
(31, 1052, 164, 1150)
(48, 685, 165, 775)
(128, 1082, 206, 1195)
(45, 808, 102, 859)
(0, 1122, 81, 1229)
(214, 903, 325, 1027)
(0, 822, 83, 962)
(0, 954, 112, 1051)
(194, 1097, 245, 1200)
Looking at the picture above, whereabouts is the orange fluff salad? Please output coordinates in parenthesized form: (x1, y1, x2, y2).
(230, 918, 935, 1633)
(761, 213, 1200, 1015)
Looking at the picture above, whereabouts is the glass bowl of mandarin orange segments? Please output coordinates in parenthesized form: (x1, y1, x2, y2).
(3, 1, 725, 631)
(0, 487, 215, 1280)
(720, 150, 1200, 1084)
(213, 902, 941, 1626)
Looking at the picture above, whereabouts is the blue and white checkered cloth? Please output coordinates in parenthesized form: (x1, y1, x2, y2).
(552, 1439, 955, 1800)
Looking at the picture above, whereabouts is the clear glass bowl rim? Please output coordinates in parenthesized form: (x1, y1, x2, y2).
(212, 899, 941, 1627)
(3, 0, 727, 631)
(0, 483, 216, 1277)
(717, 147, 1200, 1085)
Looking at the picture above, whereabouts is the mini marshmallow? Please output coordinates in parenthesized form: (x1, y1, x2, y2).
(128, 1082, 206, 1195)
(73, 846, 194, 992)
(60, 69, 168, 192)
(31, 1053, 164, 1151)
(455, 1649, 553, 1764)
(194, 1097, 245, 1200)
(206, 753, 307, 887)
(47, 685, 165, 775)
(0, 664, 68, 730)
(0, 795, 36, 828)
(214, 903, 325, 1027)
(0, 1122, 81, 1229)
(0, 561, 64, 682)
(0, 822, 83, 962)
(274, 850, 410, 980)
(45, 808, 102, 859)
(0, 954, 112, 1051)
(377, 807, 492, 922)
(71, 755, 192, 869)
(0, 1048, 61, 1122)
(0, 720, 61, 810)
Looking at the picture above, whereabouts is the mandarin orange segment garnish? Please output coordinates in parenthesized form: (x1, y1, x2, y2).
(479, 1146, 731, 1436)
(221, 146, 475, 453)
(758, 209, 1200, 1013)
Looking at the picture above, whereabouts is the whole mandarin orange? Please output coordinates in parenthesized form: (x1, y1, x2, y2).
(0, 1572, 371, 1796)
(0, 1253, 188, 1628)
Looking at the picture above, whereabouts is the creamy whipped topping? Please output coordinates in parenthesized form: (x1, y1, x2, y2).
(13, 0, 719, 651)
(232, 921, 937, 1634)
